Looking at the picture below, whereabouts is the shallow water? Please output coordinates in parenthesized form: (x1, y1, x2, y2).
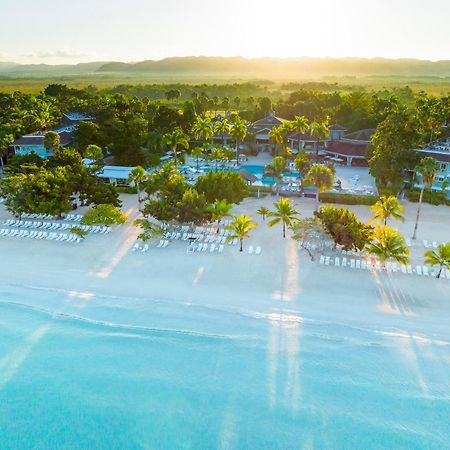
(0, 285, 449, 449)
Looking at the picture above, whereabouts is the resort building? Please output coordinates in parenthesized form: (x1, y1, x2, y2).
(325, 128, 376, 167)
(10, 130, 74, 158)
(415, 139, 450, 195)
(248, 112, 286, 148)
(9, 111, 95, 159)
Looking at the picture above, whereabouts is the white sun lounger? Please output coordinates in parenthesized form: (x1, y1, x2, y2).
(407, 265, 413, 274)
(341, 257, 347, 267)
(157, 240, 164, 248)
(162, 240, 169, 248)
(422, 266, 429, 276)
(248, 246, 254, 255)
(335, 257, 340, 267)
(319, 255, 325, 265)
(401, 265, 407, 274)
(423, 240, 430, 248)
(255, 246, 262, 255)
(202, 243, 208, 252)
(142, 244, 149, 253)
(356, 259, 361, 269)
(350, 259, 356, 269)
(416, 265, 422, 275)
(325, 256, 330, 266)
(432, 242, 438, 249)
(218, 245, 224, 253)
(210, 244, 216, 253)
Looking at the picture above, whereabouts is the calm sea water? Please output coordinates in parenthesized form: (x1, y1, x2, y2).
(0, 286, 449, 449)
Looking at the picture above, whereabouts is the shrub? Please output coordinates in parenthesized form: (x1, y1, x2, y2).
(81, 204, 128, 226)
(319, 192, 379, 206)
(116, 186, 138, 194)
(195, 171, 248, 204)
(405, 189, 450, 206)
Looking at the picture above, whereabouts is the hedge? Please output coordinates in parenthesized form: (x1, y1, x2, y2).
(319, 192, 379, 205)
(405, 189, 450, 206)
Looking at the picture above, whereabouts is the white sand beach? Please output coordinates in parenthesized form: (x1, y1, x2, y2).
(0, 195, 449, 448)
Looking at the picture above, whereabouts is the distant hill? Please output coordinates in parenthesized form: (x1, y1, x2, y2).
(1, 57, 450, 79)
(97, 56, 450, 78)
(0, 61, 108, 77)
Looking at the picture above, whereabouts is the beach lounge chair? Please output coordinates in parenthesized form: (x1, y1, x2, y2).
(350, 259, 356, 269)
(319, 255, 325, 265)
(446, 269, 450, 280)
(162, 240, 169, 248)
(422, 266, 429, 276)
(232, 238, 238, 246)
(210, 244, 216, 253)
(248, 246, 254, 255)
(356, 259, 361, 269)
(325, 256, 330, 266)
(218, 245, 224, 253)
(142, 244, 149, 253)
(386, 262, 392, 272)
(375, 261, 381, 271)
(335, 257, 340, 267)
(432, 242, 438, 249)
(255, 246, 262, 255)
(401, 265, 407, 274)
(423, 240, 430, 248)
(407, 265, 413, 274)
(416, 265, 422, 275)
(132, 243, 140, 252)
(341, 257, 347, 267)
(157, 240, 164, 248)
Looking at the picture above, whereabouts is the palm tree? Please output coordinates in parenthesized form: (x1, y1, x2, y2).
(192, 115, 213, 155)
(191, 147, 204, 170)
(264, 156, 286, 196)
(267, 198, 300, 238)
(214, 119, 230, 147)
(366, 224, 409, 268)
(424, 243, 450, 278)
(305, 164, 334, 211)
(257, 206, 270, 222)
(164, 128, 190, 166)
(225, 214, 258, 252)
(290, 115, 309, 151)
(128, 166, 148, 211)
(207, 199, 233, 233)
(370, 195, 405, 225)
(310, 120, 329, 163)
(230, 116, 248, 163)
(412, 157, 439, 240)
(43, 131, 60, 155)
(269, 126, 284, 156)
(209, 147, 224, 172)
(294, 150, 312, 189)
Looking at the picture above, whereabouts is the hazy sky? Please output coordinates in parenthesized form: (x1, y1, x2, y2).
(1, 0, 449, 64)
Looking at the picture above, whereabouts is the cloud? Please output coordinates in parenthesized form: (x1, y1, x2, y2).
(18, 47, 97, 63)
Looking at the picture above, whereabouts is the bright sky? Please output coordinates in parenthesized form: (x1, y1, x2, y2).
(1, 0, 449, 64)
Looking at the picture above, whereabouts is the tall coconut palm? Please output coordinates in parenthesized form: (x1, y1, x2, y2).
(191, 146, 204, 170)
(192, 115, 213, 155)
(370, 195, 405, 225)
(412, 157, 439, 239)
(164, 128, 190, 166)
(230, 116, 248, 163)
(424, 243, 450, 278)
(294, 150, 312, 189)
(257, 206, 270, 222)
(209, 147, 224, 172)
(214, 118, 230, 147)
(225, 214, 258, 252)
(264, 156, 286, 196)
(207, 199, 233, 233)
(366, 224, 409, 267)
(310, 120, 329, 163)
(128, 166, 148, 211)
(267, 198, 300, 238)
(269, 126, 284, 156)
(290, 115, 309, 151)
(305, 164, 334, 211)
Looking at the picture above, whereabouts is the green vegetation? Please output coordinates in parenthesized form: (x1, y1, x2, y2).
(267, 198, 300, 238)
(405, 189, 450, 206)
(319, 192, 379, 206)
(424, 243, 450, 279)
(225, 215, 258, 252)
(305, 164, 334, 211)
(81, 204, 128, 226)
(195, 171, 248, 204)
(370, 195, 405, 225)
(366, 224, 410, 266)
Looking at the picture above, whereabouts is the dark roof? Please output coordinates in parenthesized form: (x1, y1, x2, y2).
(417, 150, 450, 163)
(238, 169, 258, 183)
(327, 141, 368, 158)
(329, 124, 347, 131)
(343, 129, 375, 142)
(251, 114, 285, 129)
(288, 129, 319, 142)
(11, 131, 73, 147)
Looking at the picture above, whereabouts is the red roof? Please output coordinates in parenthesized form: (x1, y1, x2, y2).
(327, 141, 368, 158)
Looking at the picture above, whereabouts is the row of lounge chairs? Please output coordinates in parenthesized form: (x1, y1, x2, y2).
(319, 255, 450, 279)
(0, 228, 82, 243)
(20, 213, 83, 222)
(132, 240, 170, 253)
(164, 231, 236, 246)
(187, 243, 225, 253)
(3, 220, 111, 234)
